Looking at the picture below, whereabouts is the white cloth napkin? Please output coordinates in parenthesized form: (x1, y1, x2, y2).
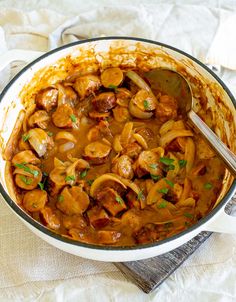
(0, 1, 236, 301)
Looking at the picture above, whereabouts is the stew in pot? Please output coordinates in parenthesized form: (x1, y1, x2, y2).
(7, 67, 225, 246)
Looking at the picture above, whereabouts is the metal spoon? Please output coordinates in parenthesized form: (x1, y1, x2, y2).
(144, 69, 236, 177)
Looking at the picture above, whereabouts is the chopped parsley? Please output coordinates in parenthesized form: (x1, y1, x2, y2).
(108, 84, 118, 91)
(19, 175, 33, 185)
(184, 212, 193, 219)
(149, 163, 158, 169)
(80, 169, 88, 179)
(158, 200, 167, 208)
(14, 163, 39, 177)
(58, 195, 64, 202)
(87, 179, 94, 186)
(70, 114, 77, 123)
(204, 182, 213, 190)
(164, 179, 174, 187)
(143, 99, 149, 110)
(160, 157, 174, 166)
(137, 190, 144, 201)
(38, 182, 44, 190)
(179, 159, 187, 168)
(47, 131, 53, 137)
(65, 175, 76, 182)
(22, 134, 30, 142)
(115, 196, 123, 204)
(158, 188, 169, 194)
(150, 174, 161, 181)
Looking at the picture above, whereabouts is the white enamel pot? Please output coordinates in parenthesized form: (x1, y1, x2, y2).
(0, 37, 236, 262)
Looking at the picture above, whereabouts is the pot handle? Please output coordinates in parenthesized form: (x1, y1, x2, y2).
(203, 209, 236, 233)
(0, 49, 44, 72)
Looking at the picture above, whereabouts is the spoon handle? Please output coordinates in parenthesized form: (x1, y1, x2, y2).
(188, 110, 236, 178)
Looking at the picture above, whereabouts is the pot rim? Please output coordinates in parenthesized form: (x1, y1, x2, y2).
(0, 36, 236, 251)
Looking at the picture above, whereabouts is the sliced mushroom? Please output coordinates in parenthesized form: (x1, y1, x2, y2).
(92, 92, 116, 113)
(134, 150, 162, 178)
(12, 150, 40, 165)
(28, 110, 50, 129)
(101, 67, 123, 88)
(28, 128, 54, 157)
(73, 74, 101, 99)
(87, 206, 110, 228)
(23, 189, 47, 212)
(96, 187, 127, 216)
(52, 104, 75, 128)
(155, 95, 178, 122)
(83, 141, 111, 165)
(35, 88, 58, 112)
(56, 186, 90, 215)
(112, 155, 134, 179)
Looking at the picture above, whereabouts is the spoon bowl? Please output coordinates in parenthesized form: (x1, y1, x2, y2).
(145, 68, 236, 177)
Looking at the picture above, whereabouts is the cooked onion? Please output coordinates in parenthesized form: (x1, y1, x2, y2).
(160, 129, 193, 147)
(159, 119, 175, 135)
(28, 128, 49, 157)
(133, 133, 148, 150)
(59, 142, 75, 153)
(55, 131, 77, 143)
(120, 122, 133, 147)
(113, 135, 123, 153)
(129, 99, 153, 119)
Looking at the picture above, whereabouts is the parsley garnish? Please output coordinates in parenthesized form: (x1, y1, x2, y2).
(38, 182, 44, 190)
(158, 200, 167, 208)
(164, 179, 174, 187)
(14, 163, 39, 177)
(143, 99, 149, 110)
(58, 195, 64, 202)
(160, 157, 174, 166)
(204, 182, 213, 190)
(47, 131, 53, 137)
(149, 163, 158, 169)
(80, 169, 88, 179)
(115, 196, 123, 204)
(150, 174, 161, 181)
(65, 175, 76, 182)
(87, 179, 94, 185)
(22, 134, 30, 142)
(184, 212, 193, 219)
(70, 114, 77, 123)
(19, 175, 33, 185)
(179, 159, 187, 168)
(108, 84, 118, 91)
(158, 188, 169, 194)
(137, 190, 144, 201)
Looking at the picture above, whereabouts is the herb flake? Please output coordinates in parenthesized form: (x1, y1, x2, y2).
(19, 175, 33, 185)
(143, 99, 149, 110)
(47, 131, 53, 137)
(150, 174, 161, 181)
(22, 134, 30, 142)
(164, 178, 174, 187)
(108, 84, 118, 91)
(58, 195, 64, 202)
(160, 157, 174, 166)
(38, 182, 44, 190)
(137, 190, 144, 201)
(149, 163, 158, 169)
(158, 200, 167, 208)
(158, 188, 169, 194)
(87, 179, 94, 186)
(80, 169, 88, 179)
(184, 212, 193, 219)
(115, 196, 123, 204)
(70, 114, 77, 123)
(204, 182, 213, 190)
(179, 159, 187, 168)
(65, 175, 76, 182)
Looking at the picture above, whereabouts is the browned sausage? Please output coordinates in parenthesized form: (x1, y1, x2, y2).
(63, 214, 87, 230)
(52, 104, 75, 128)
(121, 142, 142, 159)
(14, 164, 42, 190)
(57, 85, 77, 107)
(73, 74, 101, 99)
(40, 206, 61, 230)
(112, 155, 134, 179)
(23, 189, 47, 212)
(134, 150, 163, 178)
(155, 95, 178, 122)
(101, 67, 123, 88)
(12, 150, 40, 165)
(112, 106, 130, 122)
(83, 141, 111, 165)
(96, 187, 127, 216)
(36, 88, 58, 112)
(87, 206, 110, 228)
(92, 92, 116, 113)
(136, 127, 154, 144)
